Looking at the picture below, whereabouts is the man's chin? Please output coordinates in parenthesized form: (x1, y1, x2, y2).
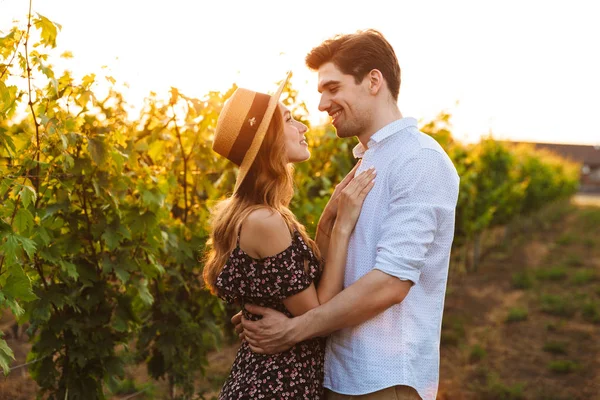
(334, 127, 355, 139)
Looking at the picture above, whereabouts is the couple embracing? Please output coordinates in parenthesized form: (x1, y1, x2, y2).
(203, 29, 459, 400)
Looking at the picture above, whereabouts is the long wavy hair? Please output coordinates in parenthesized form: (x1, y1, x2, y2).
(203, 109, 320, 294)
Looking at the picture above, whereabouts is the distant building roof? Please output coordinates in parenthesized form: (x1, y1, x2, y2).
(508, 141, 600, 167)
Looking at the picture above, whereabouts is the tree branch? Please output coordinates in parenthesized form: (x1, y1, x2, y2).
(25, 0, 42, 195)
(80, 186, 101, 273)
(170, 107, 189, 223)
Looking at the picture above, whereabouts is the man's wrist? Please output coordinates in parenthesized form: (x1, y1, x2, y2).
(291, 309, 318, 343)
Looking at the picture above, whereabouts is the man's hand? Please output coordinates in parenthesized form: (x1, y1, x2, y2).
(240, 304, 300, 354)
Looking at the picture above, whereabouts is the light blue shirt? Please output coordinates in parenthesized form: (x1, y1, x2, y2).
(323, 117, 460, 400)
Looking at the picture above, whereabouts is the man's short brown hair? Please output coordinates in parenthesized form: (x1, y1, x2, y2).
(305, 29, 401, 101)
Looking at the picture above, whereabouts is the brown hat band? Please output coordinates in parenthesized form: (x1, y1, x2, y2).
(228, 92, 271, 166)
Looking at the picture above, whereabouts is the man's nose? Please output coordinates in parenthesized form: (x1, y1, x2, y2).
(318, 95, 330, 113)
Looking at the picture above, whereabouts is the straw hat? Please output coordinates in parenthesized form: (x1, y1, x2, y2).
(213, 72, 291, 193)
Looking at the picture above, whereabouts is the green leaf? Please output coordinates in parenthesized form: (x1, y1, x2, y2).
(88, 137, 107, 165)
(0, 81, 18, 115)
(4, 298, 24, 317)
(148, 254, 165, 276)
(0, 337, 15, 376)
(0, 31, 16, 55)
(36, 227, 51, 245)
(111, 315, 128, 332)
(142, 189, 164, 208)
(76, 90, 92, 108)
(36, 57, 55, 79)
(136, 280, 154, 306)
(117, 224, 132, 240)
(31, 301, 51, 323)
(1, 234, 19, 261)
(20, 185, 37, 209)
(14, 208, 34, 233)
(16, 236, 37, 259)
(114, 265, 130, 284)
(101, 228, 120, 251)
(59, 260, 78, 280)
(81, 73, 96, 88)
(0, 130, 17, 155)
(0, 220, 12, 237)
(33, 14, 61, 48)
(63, 153, 74, 168)
(3, 264, 38, 301)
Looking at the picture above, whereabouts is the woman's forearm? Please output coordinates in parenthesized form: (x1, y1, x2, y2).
(315, 210, 335, 259)
(316, 224, 350, 304)
(315, 220, 333, 260)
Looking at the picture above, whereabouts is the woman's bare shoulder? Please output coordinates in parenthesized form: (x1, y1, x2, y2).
(240, 208, 293, 258)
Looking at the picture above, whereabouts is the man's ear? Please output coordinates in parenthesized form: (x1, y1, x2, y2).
(368, 69, 384, 95)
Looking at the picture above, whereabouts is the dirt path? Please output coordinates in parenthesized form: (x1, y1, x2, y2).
(438, 202, 600, 399)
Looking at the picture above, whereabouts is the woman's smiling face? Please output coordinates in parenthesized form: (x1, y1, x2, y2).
(280, 104, 310, 163)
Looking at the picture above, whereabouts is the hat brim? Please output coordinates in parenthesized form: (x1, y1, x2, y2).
(234, 72, 291, 193)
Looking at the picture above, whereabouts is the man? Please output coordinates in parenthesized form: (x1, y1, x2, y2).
(235, 29, 460, 400)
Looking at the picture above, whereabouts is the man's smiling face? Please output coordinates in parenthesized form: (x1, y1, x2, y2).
(317, 62, 372, 139)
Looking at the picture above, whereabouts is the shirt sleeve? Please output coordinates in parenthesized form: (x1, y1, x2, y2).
(374, 148, 459, 284)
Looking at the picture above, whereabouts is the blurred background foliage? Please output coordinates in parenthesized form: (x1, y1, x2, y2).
(0, 12, 580, 400)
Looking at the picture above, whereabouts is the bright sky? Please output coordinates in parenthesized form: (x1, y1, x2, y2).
(2, 0, 599, 145)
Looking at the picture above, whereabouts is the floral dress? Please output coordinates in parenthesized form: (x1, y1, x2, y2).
(215, 230, 325, 399)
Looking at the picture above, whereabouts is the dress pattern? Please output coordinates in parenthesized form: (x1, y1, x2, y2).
(215, 230, 325, 399)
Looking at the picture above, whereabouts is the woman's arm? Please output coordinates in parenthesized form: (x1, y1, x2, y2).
(241, 169, 375, 318)
(315, 211, 334, 260)
(314, 160, 361, 260)
(283, 168, 376, 316)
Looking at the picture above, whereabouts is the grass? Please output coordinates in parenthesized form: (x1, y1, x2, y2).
(441, 315, 466, 346)
(545, 322, 559, 332)
(473, 370, 526, 400)
(581, 300, 600, 323)
(535, 266, 568, 281)
(534, 391, 579, 400)
(548, 360, 579, 374)
(469, 344, 487, 363)
(442, 203, 600, 398)
(540, 294, 576, 317)
(583, 237, 596, 249)
(556, 233, 575, 246)
(542, 341, 568, 355)
(487, 381, 526, 400)
(505, 307, 528, 323)
(107, 377, 156, 398)
(571, 269, 597, 285)
(578, 208, 600, 232)
(563, 253, 584, 267)
(511, 271, 534, 289)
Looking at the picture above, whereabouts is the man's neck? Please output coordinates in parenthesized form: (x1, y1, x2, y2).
(357, 105, 403, 148)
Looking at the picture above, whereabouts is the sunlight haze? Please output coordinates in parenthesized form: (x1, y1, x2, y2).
(1, 0, 599, 145)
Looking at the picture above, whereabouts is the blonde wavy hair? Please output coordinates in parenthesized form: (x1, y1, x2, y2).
(203, 109, 320, 294)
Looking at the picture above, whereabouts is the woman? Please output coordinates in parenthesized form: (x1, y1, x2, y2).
(203, 74, 376, 399)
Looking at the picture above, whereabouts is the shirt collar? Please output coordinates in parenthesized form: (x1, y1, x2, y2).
(352, 117, 418, 158)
